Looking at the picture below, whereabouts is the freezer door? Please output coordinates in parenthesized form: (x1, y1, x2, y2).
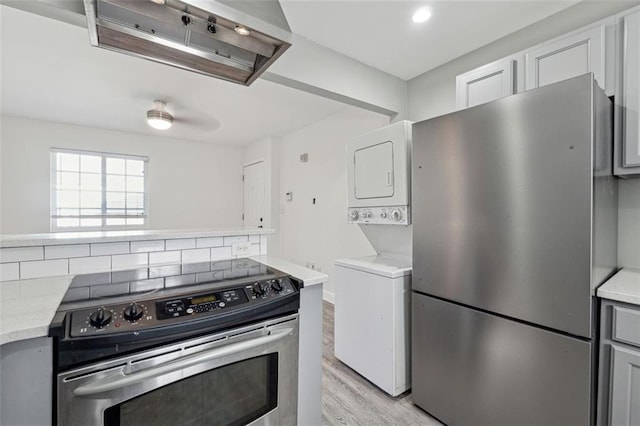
(412, 293, 592, 426)
(412, 74, 605, 338)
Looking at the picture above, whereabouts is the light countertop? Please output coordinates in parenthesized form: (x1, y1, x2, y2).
(597, 268, 640, 306)
(0, 228, 275, 248)
(0, 275, 73, 346)
(335, 255, 412, 278)
(0, 256, 324, 346)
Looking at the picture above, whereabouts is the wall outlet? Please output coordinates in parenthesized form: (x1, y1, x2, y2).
(305, 262, 321, 272)
(231, 242, 251, 256)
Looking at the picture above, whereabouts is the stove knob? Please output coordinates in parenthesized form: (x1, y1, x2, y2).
(349, 210, 359, 221)
(270, 280, 283, 292)
(252, 282, 266, 297)
(123, 303, 144, 322)
(89, 308, 112, 328)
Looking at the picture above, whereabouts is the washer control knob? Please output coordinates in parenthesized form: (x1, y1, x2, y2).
(380, 212, 387, 219)
(391, 209, 403, 222)
(123, 303, 144, 322)
(90, 308, 112, 328)
(365, 211, 372, 218)
(349, 210, 359, 221)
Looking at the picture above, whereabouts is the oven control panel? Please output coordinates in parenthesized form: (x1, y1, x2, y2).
(67, 277, 297, 337)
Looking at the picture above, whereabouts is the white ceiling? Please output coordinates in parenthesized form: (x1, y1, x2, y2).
(0, 1, 581, 146)
(0, 5, 351, 146)
(280, 0, 579, 80)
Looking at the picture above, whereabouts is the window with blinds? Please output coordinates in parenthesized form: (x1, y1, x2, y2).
(50, 149, 149, 230)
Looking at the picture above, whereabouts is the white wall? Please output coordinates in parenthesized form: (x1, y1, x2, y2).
(278, 107, 388, 300)
(0, 116, 244, 234)
(406, 0, 640, 270)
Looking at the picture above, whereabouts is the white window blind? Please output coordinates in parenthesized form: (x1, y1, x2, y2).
(50, 149, 149, 230)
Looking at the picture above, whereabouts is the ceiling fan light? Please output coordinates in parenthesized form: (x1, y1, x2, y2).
(146, 100, 173, 130)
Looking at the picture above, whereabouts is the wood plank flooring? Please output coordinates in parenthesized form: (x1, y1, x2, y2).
(321, 301, 442, 426)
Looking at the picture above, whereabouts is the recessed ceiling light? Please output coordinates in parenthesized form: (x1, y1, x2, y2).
(146, 100, 173, 130)
(149, 0, 166, 4)
(412, 7, 432, 24)
(234, 25, 251, 36)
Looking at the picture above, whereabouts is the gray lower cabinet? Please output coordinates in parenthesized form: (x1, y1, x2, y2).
(610, 345, 640, 425)
(0, 337, 53, 426)
(599, 300, 640, 426)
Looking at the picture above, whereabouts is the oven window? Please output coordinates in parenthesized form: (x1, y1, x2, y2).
(104, 354, 278, 426)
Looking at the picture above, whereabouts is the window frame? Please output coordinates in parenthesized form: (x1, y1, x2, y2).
(50, 148, 150, 232)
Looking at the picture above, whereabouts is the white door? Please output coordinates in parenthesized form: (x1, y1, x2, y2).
(243, 161, 265, 228)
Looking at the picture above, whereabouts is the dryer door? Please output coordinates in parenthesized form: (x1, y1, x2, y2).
(354, 141, 394, 199)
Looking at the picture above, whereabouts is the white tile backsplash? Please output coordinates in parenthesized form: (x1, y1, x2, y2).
(211, 246, 232, 260)
(69, 256, 111, 274)
(112, 253, 148, 271)
(45, 244, 90, 259)
(130, 240, 165, 253)
(0, 263, 19, 281)
(20, 259, 68, 279)
(0, 247, 43, 263)
(165, 239, 196, 250)
(182, 248, 210, 264)
(224, 236, 248, 246)
(91, 242, 130, 256)
(196, 237, 224, 248)
(0, 231, 268, 282)
(149, 250, 181, 265)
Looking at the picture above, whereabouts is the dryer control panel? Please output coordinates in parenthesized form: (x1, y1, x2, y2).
(347, 206, 409, 225)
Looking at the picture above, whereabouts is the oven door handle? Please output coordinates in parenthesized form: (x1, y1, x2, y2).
(73, 327, 294, 397)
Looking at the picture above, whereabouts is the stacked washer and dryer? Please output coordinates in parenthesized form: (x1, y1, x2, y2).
(334, 120, 413, 397)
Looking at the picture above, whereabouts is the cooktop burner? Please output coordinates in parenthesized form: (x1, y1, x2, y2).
(58, 258, 280, 308)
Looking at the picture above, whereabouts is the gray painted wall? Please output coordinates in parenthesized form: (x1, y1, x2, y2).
(407, 0, 640, 270)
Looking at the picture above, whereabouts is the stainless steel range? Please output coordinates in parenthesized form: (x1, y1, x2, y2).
(50, 258, 300, 426)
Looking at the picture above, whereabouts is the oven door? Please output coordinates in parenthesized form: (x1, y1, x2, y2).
(57, 314, 298, 426)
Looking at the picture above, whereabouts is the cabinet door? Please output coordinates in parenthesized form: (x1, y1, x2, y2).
(456, 59, 515, 109)
(526, 25, 606, 92)
(610, 345, 640, 425)
(616, 10, 640, 173)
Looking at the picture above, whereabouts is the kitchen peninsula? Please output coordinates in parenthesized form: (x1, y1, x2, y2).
(0, 228, 326, 426)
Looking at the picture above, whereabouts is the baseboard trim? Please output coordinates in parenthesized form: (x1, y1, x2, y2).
(323, 289, 335, 304)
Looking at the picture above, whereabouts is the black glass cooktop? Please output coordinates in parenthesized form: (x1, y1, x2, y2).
(59, 258, 282, 308)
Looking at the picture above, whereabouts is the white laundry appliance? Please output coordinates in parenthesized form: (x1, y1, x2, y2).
(334, 256, 412, 396)
(346, 120, 412, 225)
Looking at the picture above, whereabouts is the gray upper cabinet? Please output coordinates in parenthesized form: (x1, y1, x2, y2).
(456, 18, 615, 112)
(615, 8, 640, 176)
(455, 58, 517, 110)
(525, 24, 611, 94)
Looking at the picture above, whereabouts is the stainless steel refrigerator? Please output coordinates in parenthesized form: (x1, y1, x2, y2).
(411, 74, 617, 426)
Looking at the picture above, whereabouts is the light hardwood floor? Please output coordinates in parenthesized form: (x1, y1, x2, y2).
(321, 301, 442, 426)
